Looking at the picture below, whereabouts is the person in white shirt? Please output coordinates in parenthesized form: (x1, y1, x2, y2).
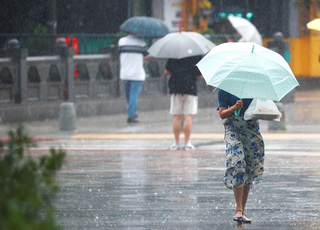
(118, 33, 149, 123)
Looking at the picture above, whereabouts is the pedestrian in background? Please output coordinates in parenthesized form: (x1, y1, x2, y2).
(118, 33, 149, 123)
(164, 55, 203, 150)
(218, 89, 265, 223)
(267, 31, 290, 130)
(267, 32, 289, 60)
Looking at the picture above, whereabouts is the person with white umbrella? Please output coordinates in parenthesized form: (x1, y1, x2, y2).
(165, 55, 203, 150)
(148, 32, 215, 150)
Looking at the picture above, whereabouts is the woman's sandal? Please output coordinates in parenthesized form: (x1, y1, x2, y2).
(233, 210, 243, 222)
(233, 210, 252, 223)
(242, 212, 251, 224)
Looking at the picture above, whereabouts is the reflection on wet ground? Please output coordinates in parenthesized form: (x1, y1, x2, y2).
(55, 149, 320, 230)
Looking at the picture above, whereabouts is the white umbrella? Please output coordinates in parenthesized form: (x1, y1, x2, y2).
(228, 16, 262, 45)
(147, 31, 216, 59)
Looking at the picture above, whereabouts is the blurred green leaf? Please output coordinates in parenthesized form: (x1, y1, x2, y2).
(0, 123, 66, 230)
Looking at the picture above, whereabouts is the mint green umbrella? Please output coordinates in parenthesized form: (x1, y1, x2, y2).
(196, 42, 299, 102)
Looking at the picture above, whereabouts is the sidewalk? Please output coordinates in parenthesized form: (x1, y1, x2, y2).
(3, 90, 319, 230)
(0, 89, 320, 140)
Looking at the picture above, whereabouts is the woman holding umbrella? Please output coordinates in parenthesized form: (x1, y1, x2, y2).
(196, 42, 299, 224)
(218, 90, 265, 224)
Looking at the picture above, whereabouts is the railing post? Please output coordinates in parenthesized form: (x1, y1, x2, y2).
(66, 47, 75, 101)
(54, 38, 77, 130)
(20, 49, 28, 104)
(54, 38, 75, 101)
(6, 39, 29, 104)
(54, 38, 67, 100)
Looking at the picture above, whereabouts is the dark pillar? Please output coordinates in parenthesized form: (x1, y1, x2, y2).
(132, 0, 145, 16)
(49, 0, 57, 34)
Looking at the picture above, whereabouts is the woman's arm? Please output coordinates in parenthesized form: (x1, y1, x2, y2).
(219, 100, 243, 119)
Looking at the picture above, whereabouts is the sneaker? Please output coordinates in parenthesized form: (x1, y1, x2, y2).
(170, 142, 180, 150)
(127, 117, 138, 123)
(184, 142, 195, 150)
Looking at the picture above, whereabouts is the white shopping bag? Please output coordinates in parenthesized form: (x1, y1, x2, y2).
(244, 99, 282, 121)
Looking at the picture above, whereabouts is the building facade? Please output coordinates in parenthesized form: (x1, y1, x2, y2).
(149, 0, 320, 78)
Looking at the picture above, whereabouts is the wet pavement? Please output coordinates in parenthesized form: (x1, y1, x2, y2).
(1, 89, 320, 229)
(53, 149, 320, 230)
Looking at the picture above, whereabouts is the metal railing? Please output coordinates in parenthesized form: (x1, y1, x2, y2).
(0, 38, 171, 105)
(0, 33, 235, 56)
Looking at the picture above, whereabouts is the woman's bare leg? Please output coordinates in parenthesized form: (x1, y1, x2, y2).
(233, 187, 244, 217)
(242, 186, 250, 212)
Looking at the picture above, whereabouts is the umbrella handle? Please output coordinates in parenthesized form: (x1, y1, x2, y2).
(234, 109, 241, 117)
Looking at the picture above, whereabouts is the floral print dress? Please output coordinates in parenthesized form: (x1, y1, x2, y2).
(223, 115, 265, 190)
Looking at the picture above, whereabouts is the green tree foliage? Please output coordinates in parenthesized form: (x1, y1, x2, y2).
(0, 123, 66, 230)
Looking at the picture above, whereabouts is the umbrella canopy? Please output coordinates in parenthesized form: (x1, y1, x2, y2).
(196, 42, 299, 101)
(148, 32, 216, 59)
(228, 16, 262, 45)
(306, 19, 320, 31)
(120, 16, 170, 38)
